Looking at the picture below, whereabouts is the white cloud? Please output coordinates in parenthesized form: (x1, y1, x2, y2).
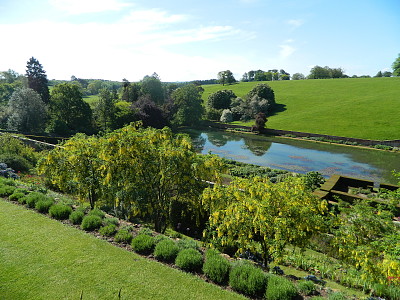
(279, 44, 296, 58)
(287, 19, 304, 29)
(0, 7, 250, 81)
(49, 0, 132, 14)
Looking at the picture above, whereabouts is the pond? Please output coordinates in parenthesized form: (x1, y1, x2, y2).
(182, 129, 400, 185)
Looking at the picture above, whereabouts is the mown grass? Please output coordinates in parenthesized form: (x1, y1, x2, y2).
(202, 77, 400, 140)
(0, 200, 245, 300)
(83, 94, 99, 108)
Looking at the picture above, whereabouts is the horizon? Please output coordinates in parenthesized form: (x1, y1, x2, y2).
(1, 0, 399, 82)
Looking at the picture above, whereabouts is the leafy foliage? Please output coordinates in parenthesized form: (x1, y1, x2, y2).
(131, 234, 155, 255)
(99, 224, 117, 236)
(114, 229, 133, 244)
(175, 248, 203, 272)
(81, 215, 103, 231)
(49, 204, 73, 220)
(35, 198, 54, 213)
(26, 57, 50, 104)
(229, 261, 266, 297)
(202, 177, 328, 267)
(202, 250, 230, 284)
(265, 274, 298, 300)
(171, 84, 204, 126)
(208, 90, 236, 110)
(69, 210, 85, 225)
(154, 239, 179, 262)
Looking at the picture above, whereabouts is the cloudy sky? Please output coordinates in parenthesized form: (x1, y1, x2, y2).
(1, 0, 399, 81)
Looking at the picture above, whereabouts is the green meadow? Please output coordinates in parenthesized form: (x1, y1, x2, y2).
(0, 200, 244, 300)
(202, 77, 400, 140)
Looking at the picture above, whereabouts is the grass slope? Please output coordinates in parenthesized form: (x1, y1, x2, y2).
(0, 200, 245, 300)
(202, 77, 400, 140)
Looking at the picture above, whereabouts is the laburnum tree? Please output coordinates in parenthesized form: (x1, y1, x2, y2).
(26, 57, 50, 104)
(38, 134, 105, 209)
(202, 177, 328, 268)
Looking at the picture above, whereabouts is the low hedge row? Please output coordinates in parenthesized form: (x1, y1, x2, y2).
(3, 188, 324, 300)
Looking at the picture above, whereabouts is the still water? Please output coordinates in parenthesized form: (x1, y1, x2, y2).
(182, 129, 400, 185)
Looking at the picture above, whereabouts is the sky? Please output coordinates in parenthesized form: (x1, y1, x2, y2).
(0, 0, 399, 82)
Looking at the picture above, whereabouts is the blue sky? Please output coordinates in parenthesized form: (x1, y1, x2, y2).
(1, 0, 399, 81)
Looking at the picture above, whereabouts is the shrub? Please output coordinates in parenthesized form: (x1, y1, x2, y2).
(154, 234, 169, 244)
(0, 163, 19, 179)
(81, 215, 103, 231)
(204, 248, 220, 259)
(9, 192, 25, 201)
(49, 204, 73, 220)
(99, 224, 117, 237)
(203, 251, 230, 284)
(327, 292, 347, 300)
(0, 177, 18, 186)
(0, 154, 32, 172)
(69, 210, 85, 225)
(103, 217, 119, 226)
(177, 238, 199, 251)
(229, 262, 266, 297)
(265, 274, 298, 300)
(114, 229, 133, 244)
(132, 234, 155, 255)
(138, 227, 153, 236)
(175, 248, 203, 273)
(297, 280, 317, 296)
(88, 208, 105, 219)
(154, 239, 179, 262)
(25, 192, 47, 208)
(35, 198, 55, 213)
(0, 185, 16, 197)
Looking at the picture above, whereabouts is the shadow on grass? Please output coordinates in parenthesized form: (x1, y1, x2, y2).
(268, 103, 287, 117)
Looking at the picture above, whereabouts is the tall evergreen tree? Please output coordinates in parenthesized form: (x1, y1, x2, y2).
(26, 57, 50, 103)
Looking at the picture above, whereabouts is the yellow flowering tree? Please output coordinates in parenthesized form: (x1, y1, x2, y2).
(202, 177, 328, 268)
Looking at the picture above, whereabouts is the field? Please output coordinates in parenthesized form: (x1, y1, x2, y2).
(202, 77, 400, 140)
(0, 200, 244, 300)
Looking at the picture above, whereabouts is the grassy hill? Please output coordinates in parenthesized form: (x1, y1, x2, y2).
(0, 200, 244, 300)
(202, 77, 400, 140)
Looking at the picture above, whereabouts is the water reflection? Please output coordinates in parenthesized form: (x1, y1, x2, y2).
(182, 129, 400, 185)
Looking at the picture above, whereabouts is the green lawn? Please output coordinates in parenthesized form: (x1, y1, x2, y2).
(202, 77, 400, 140)
(83, 94, 99, 108)
(0, 200, 245, 300)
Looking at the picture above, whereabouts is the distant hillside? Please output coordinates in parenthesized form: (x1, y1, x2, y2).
(202, 77, 400, 140)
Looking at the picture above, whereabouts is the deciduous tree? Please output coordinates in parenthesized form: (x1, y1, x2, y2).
(392, 53, 400, 76)
(7, 87, 47, 132)
(171, 84, 204, 126)
(202, 177, 327, 268)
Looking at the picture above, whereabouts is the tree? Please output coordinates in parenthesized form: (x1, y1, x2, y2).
(292, 73, 305, 80)
(308, 65, 331, 79)
(392, 53, 400, 76)
(202, 177, 327, 268)
(382, 71, 392, 77)
(217, 70, 236, 85)
(6, 88, 47, 132)
(254, 112, 267, 131)
(26, 57, 50, 103)
(171, 84, 204, 126)
(48, 83, 93, 134)
(99, 125, 224, 232)
(141, 73, 164, 105)
(94, 88, 117, 131)
(207, 90, 236, 110)
(220, 109, 233, 123)
(38, 134, 105, 209)
(121, 79, 140, 102)
(247, 83, 275, 105)
(375, 71, 383, 77)
(132, 95, 168, 129)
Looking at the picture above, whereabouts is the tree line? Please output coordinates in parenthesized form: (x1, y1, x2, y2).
(0, 58, 205, 136)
